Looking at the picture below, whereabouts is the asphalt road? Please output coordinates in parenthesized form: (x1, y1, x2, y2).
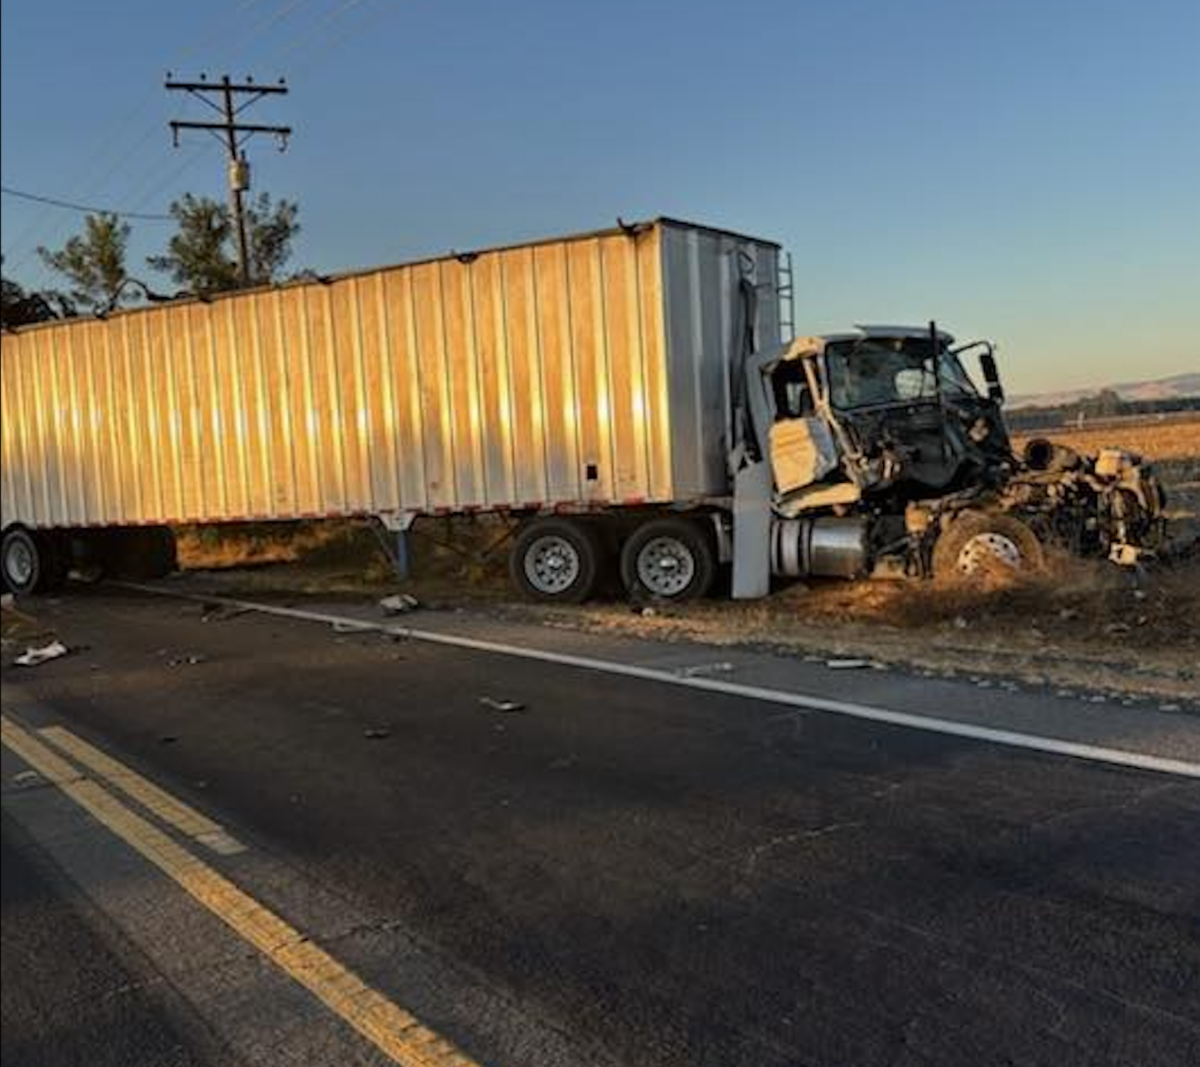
(3, 589, 1198, 1067)
(1, 822, 213, 1067)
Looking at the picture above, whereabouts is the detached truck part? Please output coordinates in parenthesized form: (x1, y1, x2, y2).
(0, 217, 1164, 601)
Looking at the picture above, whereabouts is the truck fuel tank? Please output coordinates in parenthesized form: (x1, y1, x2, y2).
(771, 516, 869, 578)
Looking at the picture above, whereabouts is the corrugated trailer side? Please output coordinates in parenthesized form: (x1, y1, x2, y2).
(2, 217, 785, 603)
(1, 223, 689, 529)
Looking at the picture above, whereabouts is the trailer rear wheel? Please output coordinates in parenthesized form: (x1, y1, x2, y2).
(510, 518, 603, 603)
(620, 517, 716, 602)
(1, 528, 52, 595)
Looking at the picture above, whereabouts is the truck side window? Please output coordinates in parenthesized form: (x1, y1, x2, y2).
(772, 363, 813, 419)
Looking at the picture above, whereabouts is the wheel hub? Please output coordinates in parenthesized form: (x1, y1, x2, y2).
(636, 536, 696, 597)
(4, 540, 34, 586)
(956, 531, 1022, 576)
(524, 535, 581, 594)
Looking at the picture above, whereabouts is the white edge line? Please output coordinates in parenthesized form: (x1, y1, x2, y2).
(116, 582, 1200, 780)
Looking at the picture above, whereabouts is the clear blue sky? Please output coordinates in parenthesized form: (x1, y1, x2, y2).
(2, 0, 1197, 394)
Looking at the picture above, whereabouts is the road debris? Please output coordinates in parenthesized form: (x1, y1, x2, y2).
(10, 770, 43, 789)
(167, 653, 208, 667)
(0, 593, 13, 610)
(201, 603, 250, 623)
(379, 593, 420, 616)
(674, 662, 736, 678)
(331, 619, 373, 634)
(479, 697, 526, 713)
(826, 658, 870, 670)
(14, 640, 71, 667)
(363, 727, 391, 740)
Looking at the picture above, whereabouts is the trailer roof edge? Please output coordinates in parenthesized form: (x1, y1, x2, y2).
(1, 217, 781, 335)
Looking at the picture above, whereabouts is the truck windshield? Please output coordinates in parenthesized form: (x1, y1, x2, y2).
(825, 338, 978, 410)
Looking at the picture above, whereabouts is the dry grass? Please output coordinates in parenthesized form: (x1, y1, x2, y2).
(175, 517, 513, 601)
(512, 554, 1200, 700)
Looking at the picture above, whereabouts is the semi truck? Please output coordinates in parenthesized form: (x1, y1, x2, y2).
(0, 217, 1165, 601)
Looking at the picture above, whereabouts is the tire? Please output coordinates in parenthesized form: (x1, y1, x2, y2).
(620, 517, 717, 602)
(1, 527, 50, 595)
(509, 518, 604, 603)
(933, 511, 1045, 581)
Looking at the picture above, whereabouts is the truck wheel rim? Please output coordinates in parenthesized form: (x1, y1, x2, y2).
(524, 535, 581, 594)
(4, 540, 35, 586)
(956, 532, 1022, 575)
(636, 536, 695, 597)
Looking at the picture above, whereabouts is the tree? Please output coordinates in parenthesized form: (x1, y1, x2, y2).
(1076, 388, 1126, 420)
(1, 258, 75, 327)
(37, 213, 130, 311)
(148, 192, 300, 295)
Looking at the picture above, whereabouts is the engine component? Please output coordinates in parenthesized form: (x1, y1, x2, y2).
(1023, 438, 1081, 472)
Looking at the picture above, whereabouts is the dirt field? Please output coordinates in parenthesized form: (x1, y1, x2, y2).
(1011, 413, 1200, 461)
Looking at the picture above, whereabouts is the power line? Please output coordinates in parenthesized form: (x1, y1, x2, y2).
(270, 0, 376, 63)
(0, 185, 174, 221)
(126, 145, 210, 215)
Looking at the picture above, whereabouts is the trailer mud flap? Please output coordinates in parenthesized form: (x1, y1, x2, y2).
(732, 461, 772, 599)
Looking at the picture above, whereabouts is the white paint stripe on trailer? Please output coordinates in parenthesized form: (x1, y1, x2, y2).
(118, 582, 1200, 780)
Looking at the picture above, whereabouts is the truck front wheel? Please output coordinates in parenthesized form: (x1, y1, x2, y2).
(933, 512, 1045, 582)
(510, 518, 604, 603)
(620, 517, 716, 602)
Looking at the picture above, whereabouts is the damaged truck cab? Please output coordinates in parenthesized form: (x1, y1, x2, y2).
(728, 325, 1166, 596)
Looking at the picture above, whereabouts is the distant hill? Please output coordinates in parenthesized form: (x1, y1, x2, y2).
(1010, 372, 1200, 410)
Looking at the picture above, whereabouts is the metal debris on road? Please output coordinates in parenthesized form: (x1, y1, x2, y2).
(363, 727, 391, 740)
(479, 697, 526, 713)
(826, 658, 870, 670)
(14, 640, 71, 667)
(331, 619, 373, 634)
(379, 593, 420, 616)
(674, 662, 736, 678)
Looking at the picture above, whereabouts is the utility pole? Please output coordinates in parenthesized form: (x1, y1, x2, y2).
(164, 74, 291, 286)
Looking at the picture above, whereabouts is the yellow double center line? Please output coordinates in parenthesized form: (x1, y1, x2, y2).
(1, 715, 484, 1067)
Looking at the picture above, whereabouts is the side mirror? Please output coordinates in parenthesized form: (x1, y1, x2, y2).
(979, 349, 1004, 404)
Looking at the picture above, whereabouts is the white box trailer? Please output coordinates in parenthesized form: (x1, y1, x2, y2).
(4, 216, 1159, 602)
(1, 218, 785, 598)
